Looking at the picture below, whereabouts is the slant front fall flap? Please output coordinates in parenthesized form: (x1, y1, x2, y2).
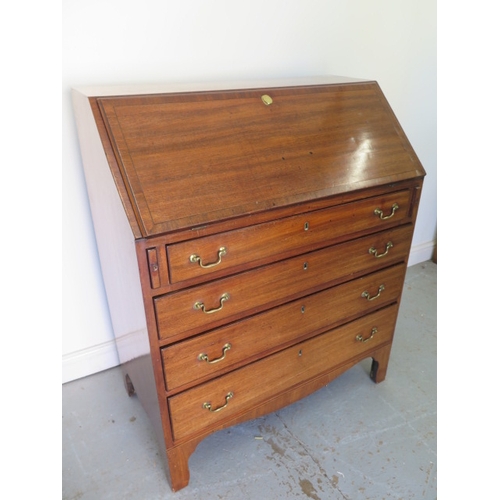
(96, 82, 424, 236)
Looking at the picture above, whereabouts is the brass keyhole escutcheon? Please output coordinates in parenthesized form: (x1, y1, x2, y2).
(261, 94, 273, 105)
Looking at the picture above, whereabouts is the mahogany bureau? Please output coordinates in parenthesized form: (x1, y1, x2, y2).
(72, 76, 426, 491)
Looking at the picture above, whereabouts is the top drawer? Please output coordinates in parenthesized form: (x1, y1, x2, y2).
(167, 189, 411, 284)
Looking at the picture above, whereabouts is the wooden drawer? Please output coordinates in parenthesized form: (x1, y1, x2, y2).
(155, 224, 413, 342)
(162, 263, 406, 391)
(167, 190, 412, 284)
(168, 305, 398, 442)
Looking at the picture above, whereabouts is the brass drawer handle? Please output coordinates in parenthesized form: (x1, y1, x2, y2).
(362, 284, 385, 301)
(199, 343, 232, 364)
(356, 327, 378, 343)
(190, 247, 227, 269)
(194, 293, 230, 314)
(369, 241, 393, 258)
(203, 392, 233, 413)
(374, 203, 399, 220)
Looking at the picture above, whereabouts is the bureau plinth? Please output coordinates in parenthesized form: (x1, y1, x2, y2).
(72, 76, 425, 492)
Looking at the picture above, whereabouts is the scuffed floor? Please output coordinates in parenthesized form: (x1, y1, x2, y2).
(62, 261, 436, 499)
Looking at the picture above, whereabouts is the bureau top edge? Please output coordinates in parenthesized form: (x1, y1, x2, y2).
(72, 75, 369, 98)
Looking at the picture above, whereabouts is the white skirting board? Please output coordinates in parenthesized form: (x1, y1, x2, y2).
(62, 339, 120, 384)
(62, 240, 436, 384)
(407, 239, 436, 267)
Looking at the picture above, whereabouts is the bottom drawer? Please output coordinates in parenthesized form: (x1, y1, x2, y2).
(168, 305, 398, 442)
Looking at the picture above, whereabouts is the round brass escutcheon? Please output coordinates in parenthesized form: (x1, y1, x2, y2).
(261, 94, 273, 106)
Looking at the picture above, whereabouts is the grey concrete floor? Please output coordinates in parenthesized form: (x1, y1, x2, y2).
(62, 261, 436, 499)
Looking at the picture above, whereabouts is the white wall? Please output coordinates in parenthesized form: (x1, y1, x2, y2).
(62, 0, 436, 383)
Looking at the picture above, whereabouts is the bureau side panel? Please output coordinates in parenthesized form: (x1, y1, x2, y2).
(72, 89, 147, 357)
(72, 89, 166, 448)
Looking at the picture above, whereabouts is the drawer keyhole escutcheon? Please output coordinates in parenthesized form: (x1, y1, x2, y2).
(261, 94, 273, 105)
(190, 247, 227, 269)
(301, 305, 306, 314)
(203, 392, 233, 413)
(303, 262, 308, 270)
(194, 293, 230, 314)
(198, 343, 232, 364)
(369, 241, 393, 258)
(356, 327, 378, 343)
(361, 285, 385, 301)
(374, 203, 399, 220)
(304, 222, 309, 231)
(298, 349, 302, 357)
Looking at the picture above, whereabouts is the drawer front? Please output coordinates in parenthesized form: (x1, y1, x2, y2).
(155, 224, 413, 341)
(162, 263, 406, 391)
(168, 305, 398, 441)
(167, 190, 412, 284)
